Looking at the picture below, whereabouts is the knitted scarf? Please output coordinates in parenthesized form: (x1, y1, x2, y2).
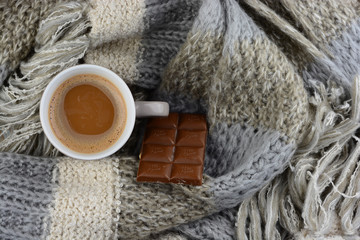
(1, 0, 359, 239)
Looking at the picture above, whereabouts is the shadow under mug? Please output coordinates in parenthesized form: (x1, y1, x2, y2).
(40, 64, 169, 160)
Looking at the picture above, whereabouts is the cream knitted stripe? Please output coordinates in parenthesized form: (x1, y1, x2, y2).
(0, 2, 90, 156)
(1, 153, 214, 240)
(87, 0, 146, 47)
(48, 158, 118, 239)
(115, 157, 215, 239)
(87, 0, 221, 91)
(84, 36, 143, 85)
(86, 0, 202, 89)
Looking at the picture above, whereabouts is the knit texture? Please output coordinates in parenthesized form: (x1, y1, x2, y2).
(0, 153, 57, 240)
(0, 0, 61, 84)
(1, 0, 360, 239)
(0, 1, 89, 156)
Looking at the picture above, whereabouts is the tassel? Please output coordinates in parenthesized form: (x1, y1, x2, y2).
(0, 1, 90, 156)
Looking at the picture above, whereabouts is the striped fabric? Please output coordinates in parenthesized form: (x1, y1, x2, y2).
(1, 0, 360, 239)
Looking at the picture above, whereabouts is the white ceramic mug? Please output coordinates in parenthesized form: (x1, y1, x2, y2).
(40, 64, 169, 160)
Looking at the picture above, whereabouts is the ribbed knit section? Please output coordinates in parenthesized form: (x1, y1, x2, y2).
(0, 153, 57, 240)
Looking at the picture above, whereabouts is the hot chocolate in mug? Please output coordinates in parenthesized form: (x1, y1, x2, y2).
(40, 64, 169, 160)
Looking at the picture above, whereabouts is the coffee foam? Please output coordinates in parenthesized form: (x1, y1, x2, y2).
(49, 74, 127, 154)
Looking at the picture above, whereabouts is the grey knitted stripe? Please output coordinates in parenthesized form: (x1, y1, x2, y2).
(303, 18, 360, 94)
(136, 0, 202, 89)
(148, 230, 189, 240)
(155, 0, 262, 103)
(222, 0, 263, 55)
(0, 153, 57, 240)
(153, 91, 206, 114)
(144, 0, 202, 31)
(326, 18, 360, 83)
(177, 207, 237, 240)
(191, 0, 225, 34)
(152, 0, 226, 106)
(207, 123, 295, 209)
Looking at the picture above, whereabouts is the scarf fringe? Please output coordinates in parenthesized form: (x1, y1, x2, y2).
(236, 76, 360, 239)
(0, 2, 90, 156)
(242, 0, 326, 60)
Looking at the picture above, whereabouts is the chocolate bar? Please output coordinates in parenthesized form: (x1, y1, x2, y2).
(137, 113, 207, 185)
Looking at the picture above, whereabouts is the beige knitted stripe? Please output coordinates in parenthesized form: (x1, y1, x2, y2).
(281, 0, 359, 47)
(237, 1, 313, 72)
(164, 29, 309, 143)
(84, 36, 143, 85)
(87, 0, 145, 47)
(210, 37, 309, 143)
(161, 32, 223, 100)
(114, 157, 215, 239)
(48, 158, 118, 239)
(0, 0, 54, 69)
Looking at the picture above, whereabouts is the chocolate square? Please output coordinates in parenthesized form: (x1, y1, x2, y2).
(178, 114, 207, 130)
(173, 147, 205, 164)
(137, 162, 172, 183)
(141, 144, 174, 162)
(143, 128, 177, 145)
(176, 130, 207, 147)
(137, 113, 207, 186)
(171, 164, 203, 185)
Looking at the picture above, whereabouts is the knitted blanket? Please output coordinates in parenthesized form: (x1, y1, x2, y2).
(1, 0, 360, 239)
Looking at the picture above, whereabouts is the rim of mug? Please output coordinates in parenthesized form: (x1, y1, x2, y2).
(40, 64, 136, 160)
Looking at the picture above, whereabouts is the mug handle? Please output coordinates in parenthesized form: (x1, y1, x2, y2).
(135, 101, 169, 118)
